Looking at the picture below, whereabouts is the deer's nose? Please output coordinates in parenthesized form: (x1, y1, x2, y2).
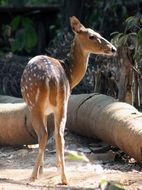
(111, 46, 117, 53)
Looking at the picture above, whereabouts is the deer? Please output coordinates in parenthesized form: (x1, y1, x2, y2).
(21, 16, 116, 185)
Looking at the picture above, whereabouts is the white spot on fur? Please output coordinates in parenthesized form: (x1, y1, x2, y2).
(35, 88, 40, 102)
(29, 100, 33, 106)
(21, 88, 24, 92)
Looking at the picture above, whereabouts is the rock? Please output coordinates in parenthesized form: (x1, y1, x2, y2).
(77, 147, 91, 153)
(16, 149, 29, 157)
(89, 150, 116, 163)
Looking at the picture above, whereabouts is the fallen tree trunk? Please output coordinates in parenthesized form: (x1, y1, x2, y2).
(67, 93, 142, 163)
(0, 96, 37, 145)
(0, 94, 142, 163)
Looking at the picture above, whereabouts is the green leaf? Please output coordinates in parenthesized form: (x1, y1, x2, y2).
(111, 33, 124, 47)
(65, 150, 89, 162)
(99, 179, 124, 190)
(128, 32, 137, 37)
(125, 16, 140, 31)
(110, 31, 119, 37)
(119, 35, 128, 46)
(22, 17, 33, 28)
(125, 16, 138, 27)
(24, 26, 38, 52)
(125, 16, 135, 24)
(11, 16, 21, 31)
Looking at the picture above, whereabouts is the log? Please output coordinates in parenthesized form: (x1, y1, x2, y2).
(0, 96, 37, 145)
(66, 93, 142, 163)
(0, 94, 142, 163)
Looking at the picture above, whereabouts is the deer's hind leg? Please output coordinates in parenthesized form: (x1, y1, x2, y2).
(30, 110, 48, 181)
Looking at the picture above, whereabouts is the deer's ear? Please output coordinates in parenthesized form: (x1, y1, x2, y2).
(70, 16, 85, 33)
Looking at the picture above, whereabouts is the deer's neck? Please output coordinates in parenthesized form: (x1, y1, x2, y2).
(67, 37, 89, 89)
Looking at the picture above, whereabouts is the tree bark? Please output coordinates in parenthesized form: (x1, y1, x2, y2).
(67, 93, 142, 163)
(117, 46, 133, 104)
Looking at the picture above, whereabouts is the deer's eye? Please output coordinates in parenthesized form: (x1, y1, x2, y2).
(89, 35, 95, 40)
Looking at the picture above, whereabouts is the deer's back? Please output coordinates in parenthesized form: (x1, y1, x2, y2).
(21, 55, 70, 113)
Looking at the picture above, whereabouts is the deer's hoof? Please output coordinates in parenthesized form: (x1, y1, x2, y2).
(61, 178, 68, 185)
(29, 175, 37, 182)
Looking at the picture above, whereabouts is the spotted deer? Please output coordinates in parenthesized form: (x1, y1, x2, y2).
(21, 16, 116, 185)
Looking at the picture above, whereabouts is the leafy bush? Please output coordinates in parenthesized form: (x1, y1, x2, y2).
(111, 15, 142, 64)
(1, 16, 38, 54)
(10, 16, 38, 53)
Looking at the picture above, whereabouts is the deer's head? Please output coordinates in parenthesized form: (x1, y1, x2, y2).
(70, 16, 116, 56)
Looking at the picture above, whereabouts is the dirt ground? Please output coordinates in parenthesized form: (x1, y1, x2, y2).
(0, 131, 142, 190)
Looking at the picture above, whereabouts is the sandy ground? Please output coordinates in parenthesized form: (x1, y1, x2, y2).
(0, 131, 142, 190)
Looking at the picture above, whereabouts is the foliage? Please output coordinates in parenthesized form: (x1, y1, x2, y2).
(111, 15, 142, 108)
(0, 0, 9, 6)
(111, 15, 142, 64)
(2, 16, 38, 54)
